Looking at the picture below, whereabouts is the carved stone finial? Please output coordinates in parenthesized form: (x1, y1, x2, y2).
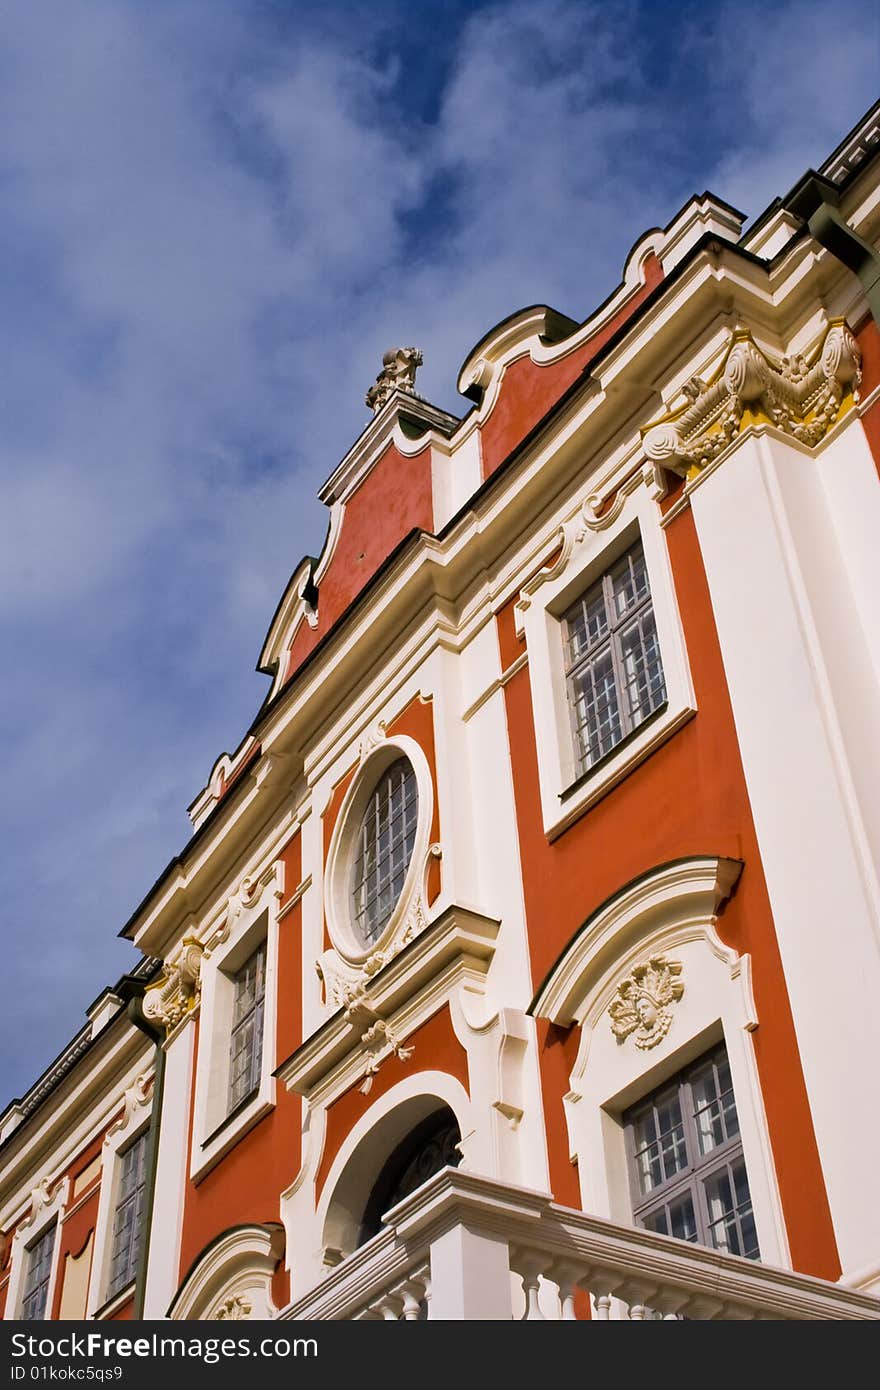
(365, 346, 423, 414)
(608, 955, 684, 1050)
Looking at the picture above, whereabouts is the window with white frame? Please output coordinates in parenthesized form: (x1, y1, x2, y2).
(21, 1223, 56, 1319)
(562, 540, 666, 777)
(228, 942, 266, 1112)
(350, 756, 418, 948)
(106, 1129, 149, 1299)
(624, 1044, 759, 1260)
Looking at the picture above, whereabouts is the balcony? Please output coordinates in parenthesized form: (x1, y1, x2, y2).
(280, 1169, 880, 1321)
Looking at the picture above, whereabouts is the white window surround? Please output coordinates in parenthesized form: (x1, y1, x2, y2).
(532, 857, 791, 1272)
(168, 1223, 285, 1320)
(190, 871, 281, 1183)
(87, 1072, 152, 1318)
(515, 483, 696, 839)
(324, 733, 435, 969)
(6, 1175, 69, 1321)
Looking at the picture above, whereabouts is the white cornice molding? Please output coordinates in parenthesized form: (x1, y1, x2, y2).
(0, 1030, 153, 1231)
(278, 903, 499, 1105)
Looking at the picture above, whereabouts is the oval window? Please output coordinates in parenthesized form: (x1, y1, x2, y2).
(350, 756, 418, 948)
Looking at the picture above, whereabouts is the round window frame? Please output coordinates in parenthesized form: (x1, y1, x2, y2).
(324, 735, 434, 967)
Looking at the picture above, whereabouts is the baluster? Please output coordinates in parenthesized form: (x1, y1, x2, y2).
(398, 1273, 429, 1321)
(590, 1271, 624, 1320)
(620, 1282, 657, 1320)
(593, 1291, 612, 1320)
(551, 1262, 586, 1321)
(515, 1252, 550, 1320)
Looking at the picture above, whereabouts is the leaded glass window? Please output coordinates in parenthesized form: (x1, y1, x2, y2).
(107, 1130, 149, 1298)
(228, 943, 266, 1112)
(624, 1044, 759, 1262)
(21, 1224, 56, 1319)
(563, 541, 666, 776)
(350, 757, 418, 947)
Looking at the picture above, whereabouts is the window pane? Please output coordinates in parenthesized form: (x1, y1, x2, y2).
(644, 1194, 698, 1244)
(610, 545, 650, 618)
(107, 1131, 149, 1298)
(562, 540, 665, 777)
(627, 1045, 759, 1265)
(618, 609, 666, 725)
(632, 1093, 687, 1195)
(228, 944, 266, 1113)
(569, 648, 622, 770)
(22, 1225, 55, 1319)
(351, 758, 419, 946)
(565, 585, 608, 664)
(704, 1160, 760, 1260)
(692, 1058, 740, 1155)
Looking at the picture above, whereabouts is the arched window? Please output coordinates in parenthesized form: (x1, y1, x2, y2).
(358, 1109, 461, 1245)
(350, 756, 418, 947)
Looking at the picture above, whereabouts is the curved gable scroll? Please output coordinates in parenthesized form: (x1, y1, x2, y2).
(168, 1224, 284, 1321)
(531, 857, 744, 1029)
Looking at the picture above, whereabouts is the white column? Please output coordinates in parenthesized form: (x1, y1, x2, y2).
(427, 1223, 514, 1320)
(688, 431, 880, 1277)
(143, 1022, 195, 1318)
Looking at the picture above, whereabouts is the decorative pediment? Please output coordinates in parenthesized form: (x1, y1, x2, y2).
(280, 904, 499, 1106)
(168, 1224, 284, 1321)
(642, 320, 861, 477)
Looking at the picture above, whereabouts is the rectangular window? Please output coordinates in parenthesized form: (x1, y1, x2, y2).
(228, 943, 266, 1112)
(21, 1224, 56, 1320)
(624, 1044, 759, 1261)
(563, 541, 666, 776)
(107, 1130, 149, 1299)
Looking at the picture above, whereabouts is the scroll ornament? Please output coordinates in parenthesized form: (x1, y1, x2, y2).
(642, 320, 861, 476)
(142, 938, 204, 1033)
(609, 956, 684, 1050)
(214, 1295, 252, 1320)
(365, 346, 423, 413)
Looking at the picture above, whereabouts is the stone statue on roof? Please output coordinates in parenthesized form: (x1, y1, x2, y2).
(365, 346, 423, 413)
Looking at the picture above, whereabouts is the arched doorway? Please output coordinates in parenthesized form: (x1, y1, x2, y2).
(358, 1108, 461, 1245)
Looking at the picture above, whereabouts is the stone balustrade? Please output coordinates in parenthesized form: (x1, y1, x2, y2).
(280, 1168, 880, 1322)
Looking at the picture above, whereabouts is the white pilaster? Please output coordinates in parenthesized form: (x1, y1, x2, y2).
(143, 1022, 195, 1318)
(688, 430, 880, 1277)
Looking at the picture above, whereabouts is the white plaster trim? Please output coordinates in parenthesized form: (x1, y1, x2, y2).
(313, 1072, 473, 1264)
(169, 1223, 285, 1321)
(323, 733, 435, 968)
(517, 481, 697, 838)
(280, 903, 499, 1107)
(533, 857, 742, 1024)
(6, 1174, 70, 1320)
(461, 651, 529, 724)
(531, 856, 790, 1272)
(86, 1072, 153, 1318)
(190, 862, 284, 1183)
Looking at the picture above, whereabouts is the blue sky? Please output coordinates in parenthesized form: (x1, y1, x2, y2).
(1, 0, 878, 1107)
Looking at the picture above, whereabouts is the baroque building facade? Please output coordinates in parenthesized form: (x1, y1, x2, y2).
(3, 103, 880, 1323)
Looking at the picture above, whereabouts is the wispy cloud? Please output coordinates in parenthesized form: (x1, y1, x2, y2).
(1, 0, 877, 1102)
